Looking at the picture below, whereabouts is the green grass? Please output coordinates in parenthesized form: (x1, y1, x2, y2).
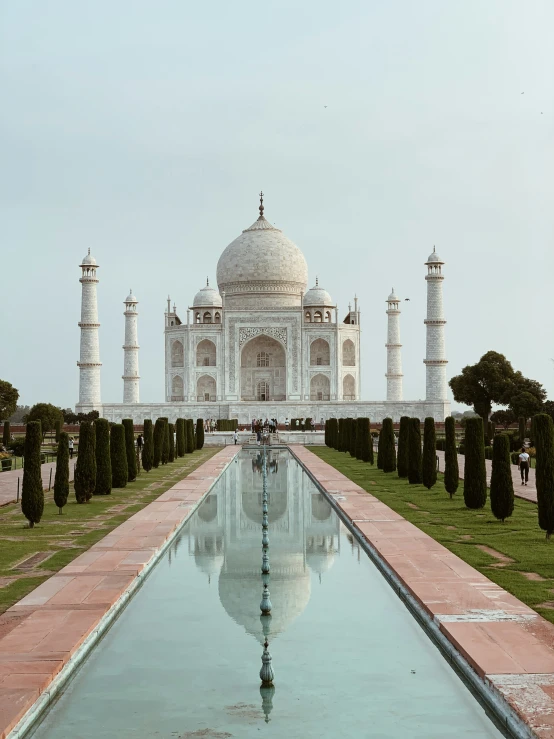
(309, 446, 554, 624)
(0, 448, 219, 613)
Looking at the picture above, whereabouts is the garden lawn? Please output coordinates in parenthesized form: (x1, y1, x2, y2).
(309, 446, 554, 625)
(0, 448, 218, 613)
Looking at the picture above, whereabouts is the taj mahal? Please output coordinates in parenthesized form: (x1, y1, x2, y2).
(76, 195, 450, 424)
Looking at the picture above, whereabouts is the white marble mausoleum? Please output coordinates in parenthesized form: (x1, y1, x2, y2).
(76, 195, 450, 424)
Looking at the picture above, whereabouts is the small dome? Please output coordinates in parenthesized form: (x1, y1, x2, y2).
(193, 280, 222, 308)
(125, 289, 137, 303)
(80, 248, 97, 266)
(387, 288, 399, 302)
(426, 247, 443, 263)
(303, 279, 333, 307)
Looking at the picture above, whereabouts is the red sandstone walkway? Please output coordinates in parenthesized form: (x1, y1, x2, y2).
(0, 461, 77, 507)
(436, 450, 538, 504)
(293, 446, 554, 738)
(0, 445, 240, 739)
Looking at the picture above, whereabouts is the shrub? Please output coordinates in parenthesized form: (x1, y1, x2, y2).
(186, 419, 195, 453)
(397, 416, 410, 478)
(435, 437, 446, 451)
(458, 443, 466, 455)
(422, 418, 437, 490)
(2, 421, 9, 447)
(196, 418, 205, 450)
(122, 419, 137, 481)
(53, 430, 70, 513)
(444, 416, 459, 499)
(74, 421, 96, 503)
(408, 418, 422, 484)
(169, 423, 175, 462)
(153, 419, 164, 468)
(9, 437, 26, 457)
(381, 418, 396, 473)
(21, 421, 44, 527)
(216, 419, 238, 431)
(94, 418, 112, 495)
(532, 413, 554, 540)
(484, 445, 493, 460)
(160, 417, 170, 464)
(490, 434, 514, 522)
(110, 424, 128, 488)
(142, 419, 154, 472)
(463, 417, 487, 509)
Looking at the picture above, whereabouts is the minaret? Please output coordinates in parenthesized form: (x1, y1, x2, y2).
(424, 247, 448, 400)
(385, 289, 403, 401)
(78, 249, 101, 407)
(122, 289, 140, 403)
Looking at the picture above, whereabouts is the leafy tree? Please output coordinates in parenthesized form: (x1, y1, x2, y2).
(196, 419, 205, 450)
(518, 416, 526, 443)
(21, 421, 44, 527)
(169, 423, 175, 462)
(53, 430, 70, 513)
(110, 424, 128, 488)
(186, 419, 195, 453)
(153, 418, 164, 467)
(74, 421, 96, 503)
(8, 405, 30, 423)
(0, 380, 19, 420)
(397, 416, 410, 478)
(532, 414, 554, 540)
(2, 421, 10, 447)
(489, 434, 514, 522)
(422, 418, 437, 490)
(444, 416, 459, 498)
(161, 417, 170, 464)
(381, 418, 396, 473)
(27, 403, 64, 440)
(463, 417, 487, 509)
(408, 418, 422, 484)
(94, 418, 112, 495)
(122, 419, 137, 481)
(490, 409, 516, 429)
(512, 393, 543, 423)
(142, 419, 154, 472)
(543, 401, 554, 423)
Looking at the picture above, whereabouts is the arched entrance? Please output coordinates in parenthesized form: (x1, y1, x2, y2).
(240, 335, 286, 401)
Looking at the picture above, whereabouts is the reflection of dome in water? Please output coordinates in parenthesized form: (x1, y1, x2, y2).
(198, 494, 218, 523)
(241, 490, 287, 524)
(306, 535, 336, 575)
(311, 493, 332, 521)
(218, 552, 310, 644)
(193, 535, 224, 579)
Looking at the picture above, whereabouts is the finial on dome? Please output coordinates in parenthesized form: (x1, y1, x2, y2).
(206, 277, 209, 287)
(88, 248, 90, 255)
(259, 191, 264, 218)
(315, 276, 319, 287)
(433, 245, 436, 252)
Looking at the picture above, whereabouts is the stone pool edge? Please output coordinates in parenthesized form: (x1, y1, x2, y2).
(289, 445, 546, 739)
(3, 445, 241, 739)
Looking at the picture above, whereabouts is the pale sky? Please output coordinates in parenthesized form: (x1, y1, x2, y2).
(1, 0, 553, 410)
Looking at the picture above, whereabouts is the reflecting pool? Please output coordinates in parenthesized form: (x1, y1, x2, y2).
(30, 450, 504, 738)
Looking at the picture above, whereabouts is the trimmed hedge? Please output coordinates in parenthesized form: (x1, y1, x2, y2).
(22, 421, 44, 527)
(74, 421, 96, 503)
(381, 418, 396, 473)
(53, 430, 70, 513)
(160, 417, 169, 465)
(328, 419, 338, 450)
(397, 416, 410, 478)
(110, 424, 128, 488)
(532, 413, 554, 539)
(186, 419, 195, 453)
(122, 419, 137, 481)
(94, 418, 112, 495)
(217, 419, 238, 431)
(463, 417, 487, 509)
(444, 416, 459, 498)
(176, 419, 186, 456)
(349, 418, 356, 457)
(422, 417, 437, 490)
(142, 419, 154, 472)
(338, 418, 346, 452)
(490, 434, 514, 522)
(408, 418, 422, 484)
(196, 419, 205, 450)
(356, 418, 372, 463)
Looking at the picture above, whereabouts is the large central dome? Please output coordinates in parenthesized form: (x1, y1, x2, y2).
(216, 199, 308, 308)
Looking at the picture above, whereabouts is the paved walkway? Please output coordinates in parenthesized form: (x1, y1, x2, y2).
(0, 445, 240, 739)
(292, 446, 554, 738)
(436, 450, 537, 504)
(0, 460, 77, 507)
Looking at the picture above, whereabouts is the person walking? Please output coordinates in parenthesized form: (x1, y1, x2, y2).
(518, 447, 530, 485)
(137, 433, 143, 451)
(68, 437, 74, 459)
(233, 430, 238, 445)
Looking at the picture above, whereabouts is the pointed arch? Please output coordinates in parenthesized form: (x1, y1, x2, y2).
(310, 338, 330, 366)
(171, 340, 184, 367)
(197, 339, 216, 366)
(310, 373, 330, 401)
(343, 374, 355, 400)
(197, 375, 216, 401)
(171, 375, 184, 401)
(342, 339, 355, 366)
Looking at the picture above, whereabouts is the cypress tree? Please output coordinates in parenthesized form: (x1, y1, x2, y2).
(186, 419, 195, 453)
(176, 418, 185, 456)
(488, 421, 495, 445)
(53, 430, 70, 513)
(444, 416, 459, 499)
(357, 418, 372, 463)
(376, 427, 383, 469)
(463, 417, 487, 509)
(490, 434, 514, 522)
(342, 418, 351, 456)
(142, 419, 154, 472)
(519, 416, 526, 443)
(169, 423, 175, 462)
(328, 419, 338, 450)
(54, 419, 62, 443)
(381, 418, 396, 473)
(74, 421, 96, 503)
(21, 421, 44, 527)
(94, 418, 112, 495)
(324, 420, 329, 447)
(196, 419, 205, 450)
(397, 416, 410, 478)
(153, 418, 163, 468)
(355, 418, 365, 460)
(110, 424, 128, 488)
(408, 418, 422, 484)
(338, 418, 345, 452)
(2, 421, 10, 447)
(532, 414, 554, 540)
(161, 418, 170, 464)
(422, 417, 437, 490)
(349, 418, 356, 457)
(122, 419, 137, 481)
